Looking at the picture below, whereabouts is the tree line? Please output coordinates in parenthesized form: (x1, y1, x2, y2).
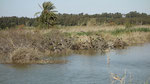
(1, 11, 150, 29)
(0, 16, 37, 29)
(57, 11, 150, 26)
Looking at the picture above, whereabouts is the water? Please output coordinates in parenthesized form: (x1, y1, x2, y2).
(0, 44, 150, 84)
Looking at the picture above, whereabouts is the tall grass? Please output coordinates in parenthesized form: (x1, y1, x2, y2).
(1, 26, 150, 64)
(0, 29, 72, 64)
(64, 30, 105, 36)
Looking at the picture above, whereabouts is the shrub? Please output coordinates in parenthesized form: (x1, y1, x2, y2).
(41, 29, 73, 52)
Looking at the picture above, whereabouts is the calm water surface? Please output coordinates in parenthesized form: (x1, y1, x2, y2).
(0, 44, 150, 84)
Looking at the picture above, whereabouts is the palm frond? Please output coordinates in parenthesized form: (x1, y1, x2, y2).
(50, 10, 58, 13)
(34, 12, 41, 17)
(38, 3, 43, 10)
(43, 1, 56, 11)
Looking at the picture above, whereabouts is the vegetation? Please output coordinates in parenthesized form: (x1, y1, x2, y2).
(0, 26, 150, 64)
(0, 16, 36, 29)
(35, 1, 57, 28)
(0, 1, 150, 84)
(1, 11, 150, 29)
(0, 29, 72, 64)
(1, 1, 150, 64)
(111, 28, 150, 35)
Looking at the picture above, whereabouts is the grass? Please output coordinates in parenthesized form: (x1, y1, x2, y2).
(64, 30, 106, 36)
(0, 29, 73, 64)
(60, 25, 150, 37)
(76, 31, 93, 36)
(111, 28, 150, 35)
(110, 71, 150, 84)
(1, 25, 150, 64)
(62, 26, 150, 47)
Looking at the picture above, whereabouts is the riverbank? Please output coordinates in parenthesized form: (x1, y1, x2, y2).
(0, 25, 150, 64)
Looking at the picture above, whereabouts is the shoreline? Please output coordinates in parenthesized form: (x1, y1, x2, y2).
(0, 25, 150, 64)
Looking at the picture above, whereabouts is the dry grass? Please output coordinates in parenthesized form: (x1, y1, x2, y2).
(10, 46, 43, 63)
(59, 25, 124, 33)
(0, 29, 43, 63)
(59, 25, 150, 47)
(60, 25, 150, 46)
(1, 25, 150, 64)
(59, 25, 150, 33)
(0, 29, 71, 64)
(118, 32, 150, 45)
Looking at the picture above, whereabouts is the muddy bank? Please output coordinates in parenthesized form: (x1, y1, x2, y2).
(0, 29, 130, 64)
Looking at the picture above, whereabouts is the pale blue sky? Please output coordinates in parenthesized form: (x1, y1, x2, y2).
(0, 0, 150, 17)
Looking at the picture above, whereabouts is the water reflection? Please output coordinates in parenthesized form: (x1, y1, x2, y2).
(9, 64, 30, 69)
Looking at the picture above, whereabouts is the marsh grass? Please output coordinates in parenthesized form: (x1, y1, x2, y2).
(64, 30, 105, 36)
(110, 71, 150, 84)
(0, 29, 72, 64)
(110, 70, 136, 84)
(111, 28, 150, 35)
(76, 31, 93, 36)
(110, 72, 126, 84)
(1, 25, 150, 64)
(62, 26, 150, 47)
(64, 32, 72, 37)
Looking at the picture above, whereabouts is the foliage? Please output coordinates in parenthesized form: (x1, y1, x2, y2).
(35, 1, 57, 28)
(0, 16, 36, 29)
(56, 12, 150, 26)
(1, 11, 150, 29)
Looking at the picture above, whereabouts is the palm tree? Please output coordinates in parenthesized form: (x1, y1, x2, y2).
(35, 1, 57, 28)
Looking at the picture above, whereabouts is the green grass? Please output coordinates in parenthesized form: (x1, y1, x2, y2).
(63, 27, 150, 36)
(75, 30, 105, 36)
(76, 31, 93, 36)
(111, 28, 150, 35)
(64, 30, 104, 36)
(64, 32, 72, 37)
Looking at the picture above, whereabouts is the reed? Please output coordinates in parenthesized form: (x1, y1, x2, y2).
(1, 25, 150, 64)
(110, 70, 127, 84)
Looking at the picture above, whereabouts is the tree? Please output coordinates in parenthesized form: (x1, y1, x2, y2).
(35, 1, 57, 28)
(126, 11, 140, 18)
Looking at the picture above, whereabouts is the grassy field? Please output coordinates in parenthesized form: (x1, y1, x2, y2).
(60, 25, 150, 45)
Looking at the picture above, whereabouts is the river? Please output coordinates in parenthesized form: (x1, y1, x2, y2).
(0, 44, 150, 84)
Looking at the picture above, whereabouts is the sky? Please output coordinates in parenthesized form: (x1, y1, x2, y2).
(0, 0, 150, 17)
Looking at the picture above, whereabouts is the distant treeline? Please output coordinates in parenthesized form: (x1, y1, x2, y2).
(0, 11, 150, 29)
(0, 17, 37, 29)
